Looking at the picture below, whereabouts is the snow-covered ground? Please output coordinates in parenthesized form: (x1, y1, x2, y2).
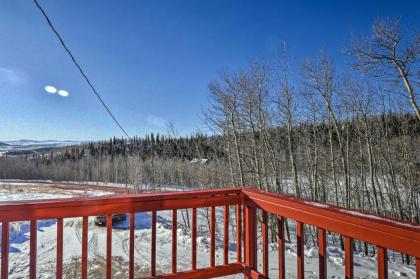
(0, 182, 416, 278)
(0, 187, 112, 202)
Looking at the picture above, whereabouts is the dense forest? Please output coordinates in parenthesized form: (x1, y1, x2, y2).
(1, 112, 419, 222)
(1, 18, 419, 227)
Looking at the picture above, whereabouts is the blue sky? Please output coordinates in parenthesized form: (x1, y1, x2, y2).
(1, 0, 419, 141)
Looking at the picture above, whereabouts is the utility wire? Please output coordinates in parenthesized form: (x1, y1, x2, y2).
(33, 0, 130, 138)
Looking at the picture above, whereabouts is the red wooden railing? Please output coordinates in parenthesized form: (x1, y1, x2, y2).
(0, 187, 419, 279)
(242, 188, 420, 279)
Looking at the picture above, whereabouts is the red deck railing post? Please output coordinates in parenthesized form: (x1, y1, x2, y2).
(129, 212, 135, 279)
(252, 207, 256, 269)
(244, 204, 257, 278)
(172, 209, 177, 273)
(1, 221, 9, 279)
(236, 204, 242, 263)
(151, 210, 157, 277)
(224, 205, 229, 265)
(262, 211, 269, 276)
(192, 208, 197, 271)
(377, 246, 388, 279)
(56, 218, 63, 279)
(210, 206, 216, 268)
(344, 236, 354, 279)
(277, 216, 285, 279)
(29, 220, 37, 279)
(81, 216, 88, 279)
(296, 221, 305, 279)
(243, 204, 247, 265)
(318, 228, 327, 279)
(106, 214, 112, 279)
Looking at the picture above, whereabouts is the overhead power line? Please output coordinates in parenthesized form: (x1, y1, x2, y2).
(33, 0, 130, 138)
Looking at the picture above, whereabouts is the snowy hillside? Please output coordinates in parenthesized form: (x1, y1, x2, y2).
(2, 140, 82, 147)
(0, 140, 82, 157)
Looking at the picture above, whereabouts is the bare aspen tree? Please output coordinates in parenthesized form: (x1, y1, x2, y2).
(304, 52, 351, 207)
(302, 92, 323, 201)
(238, 71, 263, 189)
(273, 48, 300, 196)
(347, 79, 381, 212)
(350, 18, 420, 121)
(252, 63, 272, 190)
(207, 74, 246, 186)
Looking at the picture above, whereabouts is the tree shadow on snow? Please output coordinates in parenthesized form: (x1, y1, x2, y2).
(0, 219, 57, 253)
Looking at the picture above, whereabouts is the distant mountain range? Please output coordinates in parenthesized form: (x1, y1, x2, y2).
(1, 140, 82, 147)
(0, 140, 83, 157)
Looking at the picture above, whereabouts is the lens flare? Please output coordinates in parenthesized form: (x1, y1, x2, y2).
(44, 85, 57, 94)
(58, 90, 69, 97)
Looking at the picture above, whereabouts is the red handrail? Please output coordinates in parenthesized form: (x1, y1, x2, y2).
(242, 187, 420, 279)
(242, 188, 420, 258)
(0, 187, 418, 279)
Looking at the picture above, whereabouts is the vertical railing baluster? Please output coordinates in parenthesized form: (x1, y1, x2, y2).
(344, 236, 354, 279)
(318, 228, 327, 279)
(1, 221, 9, 279)
(296, 221, 304, 279)
(30, 220, 37, 279)
(172, 209, 177, 273)
(129, 213, 135, 279)
(192, 208, 197, 270)
(251, 207, 256, 269)
(82, 216, 88, 279)
(243, 204, 247, 264)
(210, 206, 216, 267)
(106, 215, 112, 279)
(224, 205, 229, 265)
(236, 204, 242, 263)
(377, 247, 388, 279)
(244, 204, 257, 277)
(56, 218, 63, 279)
(262, 211, 269, 277)
(277, 216, 285, 279)
(244, 206, 249, 278)
(151, 210, 157, 276)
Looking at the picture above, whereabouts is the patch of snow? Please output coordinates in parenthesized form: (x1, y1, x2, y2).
(303, 201, 331, 208)
(190, 158, 208, 164)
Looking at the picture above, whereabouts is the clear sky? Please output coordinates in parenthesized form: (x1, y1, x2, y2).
(1, 0, 419, 141)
